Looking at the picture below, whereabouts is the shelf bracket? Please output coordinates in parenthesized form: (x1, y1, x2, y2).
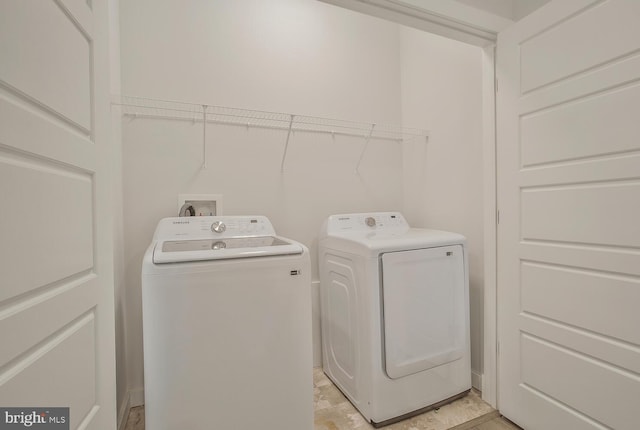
(280, 114, 295, 172)
(355, 124, 376, 173)
(202, 105, 208, 169)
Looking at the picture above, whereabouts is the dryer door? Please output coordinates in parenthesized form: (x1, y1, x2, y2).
(381, 245, 467, 379)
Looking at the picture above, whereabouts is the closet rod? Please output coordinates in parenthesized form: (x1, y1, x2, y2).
(113, 95, 429, 142)
(120, 112, 415, 142)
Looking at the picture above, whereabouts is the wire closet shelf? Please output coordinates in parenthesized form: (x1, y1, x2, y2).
(113, 95, 429, 171)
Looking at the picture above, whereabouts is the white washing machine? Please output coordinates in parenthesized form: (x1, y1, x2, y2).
(319, 212, 471, 427)
(142, 216, 313, 430)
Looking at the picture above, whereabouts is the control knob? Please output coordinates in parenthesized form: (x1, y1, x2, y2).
(212, 241, 227, 250)
(211, 221, 226, 233)
(365, 217, 376, 227)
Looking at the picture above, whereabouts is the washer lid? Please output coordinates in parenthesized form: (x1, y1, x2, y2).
(153, 236, 303, 263)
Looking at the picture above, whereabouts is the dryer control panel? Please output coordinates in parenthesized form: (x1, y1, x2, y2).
(325, 212, 408, 234)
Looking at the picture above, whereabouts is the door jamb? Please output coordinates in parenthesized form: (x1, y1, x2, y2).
(481, 44, 498, 408)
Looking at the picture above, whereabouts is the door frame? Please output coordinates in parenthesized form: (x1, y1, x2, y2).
(314, 0, 503, 409)
(481, 44, 498, 408)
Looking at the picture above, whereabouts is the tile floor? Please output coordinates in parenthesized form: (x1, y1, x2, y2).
(124, 369, 521, 430)
(313, 368, 504, 430)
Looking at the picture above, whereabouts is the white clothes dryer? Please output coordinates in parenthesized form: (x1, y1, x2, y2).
(318, 212, 471, 427)
(142, 216, 313, 430)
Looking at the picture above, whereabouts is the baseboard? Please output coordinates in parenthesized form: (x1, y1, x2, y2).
(118, 388, 145, 430)
(129, 388, 145, 407)
(471, 370, 483, 392)
(117, 391, 131, 430)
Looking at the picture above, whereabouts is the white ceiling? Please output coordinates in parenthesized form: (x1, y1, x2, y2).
(454, 0, 552, 20)
(318, 0, 552, 46)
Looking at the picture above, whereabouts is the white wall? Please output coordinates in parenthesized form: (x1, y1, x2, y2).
(118, 0, 486, 410)
(120, 0, 402, 119)
(400, 27, 484, 388)
(120, 0, 405, 404)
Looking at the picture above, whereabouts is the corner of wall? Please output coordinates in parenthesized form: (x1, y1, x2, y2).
(117, 388, 145, 430)
(116, 390, 131, 430)
(471, 370, 483, 392)
(481, 43, 497, 408)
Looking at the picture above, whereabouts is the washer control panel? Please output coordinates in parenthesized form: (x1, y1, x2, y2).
(154, 216, 275, 240)
(325, 212, 408, 234)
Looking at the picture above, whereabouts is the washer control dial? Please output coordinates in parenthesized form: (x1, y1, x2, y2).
(212, 241, 227, 250)
(211, 221, 226, 233)
(365, 217, 376, 227)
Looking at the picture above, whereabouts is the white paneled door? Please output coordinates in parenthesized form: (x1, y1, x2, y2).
(0, 0, 116, 429)
(497, 1, 640, 429)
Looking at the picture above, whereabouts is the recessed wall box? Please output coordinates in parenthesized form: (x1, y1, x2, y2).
(178, 194, 223, 217)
